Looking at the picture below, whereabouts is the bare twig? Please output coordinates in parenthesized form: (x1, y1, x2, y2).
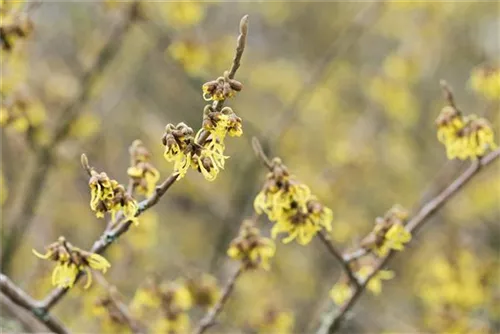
(228, 15, 248, 80)
(193, 266, 243, 334)
(317, 231, 360, 288)
(0, 274, 69, 334)
(1, 4, 138, 272)
(342, 248, 368, 263)
(317, 148, 500, 334)
(251, 136, 272, 170)
(439, 79, 457, 110)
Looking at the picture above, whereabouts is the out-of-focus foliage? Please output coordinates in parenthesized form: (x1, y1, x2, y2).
(1, 1, 499, 333)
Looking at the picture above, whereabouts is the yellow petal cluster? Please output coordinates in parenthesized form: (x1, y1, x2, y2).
(32, 237, 111, 289)
(254, 158, 333, 245)
(436, 106, 497, 160)
(227, 220, 276, 270)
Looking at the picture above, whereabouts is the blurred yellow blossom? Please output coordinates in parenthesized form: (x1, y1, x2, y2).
(416, 250, 497, 333)
(361, 205, 411, 257)
(228, 220, 276, 270)
(329, 280, 353, 306)
(127, 140, 160, 197)
(185, 273, 220, 309)
(254, 307, 294, 334)
(368, 76, 418, 126)
(69, 112, 101, 139)
(357, 266, 395, 295)
(469, 66, 500, 100)
(157, 2, 205, 28)
(436, 106, 497, 160)
(167, 39, 209, 77)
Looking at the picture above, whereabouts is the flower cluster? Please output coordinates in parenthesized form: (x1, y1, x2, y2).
(88, 168, 138, 222)
(360, 205, 411, 257)
(253, 307, 294, 334)
(0, 94, 46, 134)
(162, 122, 228, 181)
(127, 140, 160, 197)
(227, 220, 276, 270)
(436, 105, 497, 160)
(202, 105, 243, 140)
(469, 66, 500, 101)
(155, 281, 193, 334)
(130, 277, 193, 333)
(93, 294, 132, 334)
(0, 2, 33, 52)
(32, 236, 111, 289)
(185, 273, 220, 309)
(202, 72, 243, 101)
(129, 277, 161, 318)
(254, 158, 333, 245)
(416, 250, 497, 333)
(329, 262, 395, 306)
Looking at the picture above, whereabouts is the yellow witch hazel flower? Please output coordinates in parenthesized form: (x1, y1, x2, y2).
(227, 220, 276, 270)
(254, 158, 333, 245)
(153, 280, 193, 334)
(159, 1, 205, 28)
(0, 2, 33, 52)
(469, 65, 500, 101)
(129, 277, 161, 318)
(88, 168, 138, 222)
(356, 265, 395, 295)
(329, 278, 354, 306)
(202, 71, 243, 101)
(436, 103, 497, 161)
(127, 140, 160, 197)
(361, 205, 411, 257)
(202, 105, 243, 141)
(162, 121, 234, 182)
(185, 273, 221, 309)
(255, 307, 295, 334)
(32, 236, 111, 289)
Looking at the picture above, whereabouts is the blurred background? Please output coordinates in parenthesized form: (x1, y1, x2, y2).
(1, 1, 499, 333)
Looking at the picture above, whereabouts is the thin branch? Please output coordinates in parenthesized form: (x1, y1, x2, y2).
(39, 173, 179, 311)
(193, 266, 243, 334)
(228, 15, 248, 80)
(251, 136, 273, 170)
(1, 4, 138, 272)
(94, 272, 144, 334)
(0, 294, 46, 333)
(317, 148, 500, 334)
(0, 274, 69, 334)
(342, 248, 368, 263)
(317, 231, 360, 288)
(50, 3, 139, 146)
(37, 14, 250, 313)
(439, 79, 457, 110)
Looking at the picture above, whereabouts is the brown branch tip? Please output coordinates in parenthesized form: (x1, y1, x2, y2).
(80, 154, 92, 176)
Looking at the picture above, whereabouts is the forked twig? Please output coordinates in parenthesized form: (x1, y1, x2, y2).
(317, 148, 500, 334)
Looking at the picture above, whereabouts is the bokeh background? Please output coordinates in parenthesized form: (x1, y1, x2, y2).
(1, 1, 499, 333)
